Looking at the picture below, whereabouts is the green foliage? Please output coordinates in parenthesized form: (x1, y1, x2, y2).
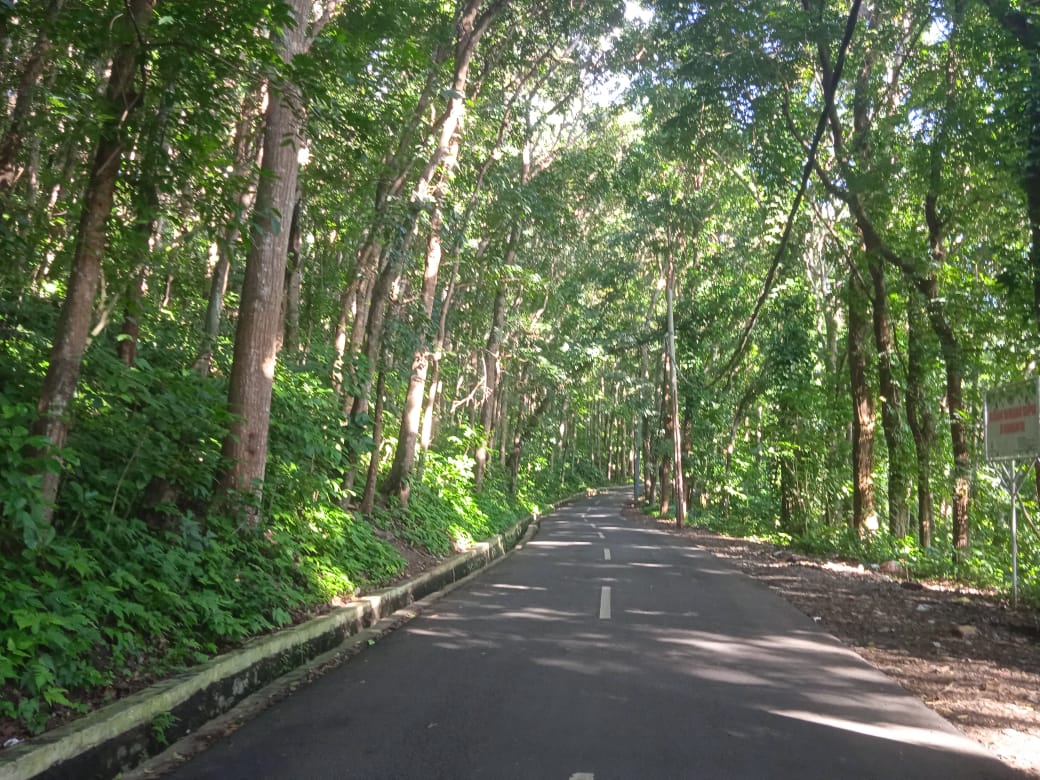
(400, 451, 521, 555)
(693, 499, 1040, 606)
(0, 325, 409, 734)
(0, 494, 407, 734)
(68, 348, 234, 518)
(0, 395, 60, 550)
(0, 318, 601, 737)
(150, 711, 178, 748)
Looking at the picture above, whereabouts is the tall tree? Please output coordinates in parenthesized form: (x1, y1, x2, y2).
(31, 0, 155, 518)
(218, 0, 341, 501)
(382, 0, 510, 506)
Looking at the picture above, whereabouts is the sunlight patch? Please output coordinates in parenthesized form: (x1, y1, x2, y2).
(769, 709, 988, 754)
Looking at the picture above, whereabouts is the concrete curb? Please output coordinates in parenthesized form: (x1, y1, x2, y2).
(0, 499, 568, 780)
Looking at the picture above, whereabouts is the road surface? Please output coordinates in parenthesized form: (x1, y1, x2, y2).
(166, 488, 1020, 779)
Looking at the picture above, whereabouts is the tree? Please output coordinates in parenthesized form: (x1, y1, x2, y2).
(218, 0, 342, 502)
(30, 0, 155, 519)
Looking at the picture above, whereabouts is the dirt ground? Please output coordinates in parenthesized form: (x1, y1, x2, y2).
(623, 505, 1040, 777)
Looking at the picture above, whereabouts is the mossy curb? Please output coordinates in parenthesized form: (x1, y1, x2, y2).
(0, 500, 564, 780)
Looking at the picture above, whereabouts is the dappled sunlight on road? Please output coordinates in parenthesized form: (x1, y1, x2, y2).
(394, 499, 1013, 774)
(530, 654, 641, 677)
(405, 585, 1003, 767)
(769, 709, 991, 755)
(163, 492, 1020, 779)
(496, 608, 584, 621)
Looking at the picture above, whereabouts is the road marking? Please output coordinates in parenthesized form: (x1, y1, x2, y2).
(596, 531, 605, 539)
(570, 774, 595, 780)
(604, 548, 611, 561)
(599, 586, 611, 619)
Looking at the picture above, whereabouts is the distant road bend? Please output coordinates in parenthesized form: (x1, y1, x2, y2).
(167, 488, 1021, 779)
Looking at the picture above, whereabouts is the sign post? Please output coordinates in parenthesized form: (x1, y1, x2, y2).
(633, 415, 642, 501)
(984, 378, 1040, 608)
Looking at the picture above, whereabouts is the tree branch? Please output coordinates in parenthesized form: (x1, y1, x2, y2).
(710, 0, 863, 387)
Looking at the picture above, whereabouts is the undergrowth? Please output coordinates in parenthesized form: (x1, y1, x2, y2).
(0, 318, 597, 736)
(398, 452, 523, 554)
(686, 505, 1040, 608)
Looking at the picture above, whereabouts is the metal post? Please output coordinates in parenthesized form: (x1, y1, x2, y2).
(1011, 459, 1019, 609)
(634, 416, 642, 501)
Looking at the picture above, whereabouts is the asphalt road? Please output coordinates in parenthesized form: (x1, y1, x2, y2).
(167, 488, 1021, 779)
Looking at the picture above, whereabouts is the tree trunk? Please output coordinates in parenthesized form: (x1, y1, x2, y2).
(509, 430, 523, 495)
(906, 290, 935, 547)
(360, 369, 387, 515)
(659, 349, 673, 516)
(506, 390, 552, 495)
(339, 49, 451, 412)
(421, 253, 460, 452)
(282, 192, 304, 357)
(658, 454, 672, 516)
(847, 270, 878, 533)
(196, 245, 232, 375)
(778, 435, 798, 533)
(119, 84, 174, 367)
(666, 251, 685, 527)
(823, 91, 970, 550)
(855, 210, 972, 555)
(638, 339, 654, 503)
(30, 0, 155, 519)
(117, 267, 147, 366)
(498, 375, 510, 468)
(347, 225, 417, 432)
(218, 0, 310, 502)
(474, 278, 508, 489)
(925, 276, 972, 555)
(382, 205, 446, 505)
(868, 253, 910, 537)
(332, 273, 356, 394)
(920, 7, 971, 557)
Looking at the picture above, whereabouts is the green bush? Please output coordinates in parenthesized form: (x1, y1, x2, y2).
(401, 451, 521, 554)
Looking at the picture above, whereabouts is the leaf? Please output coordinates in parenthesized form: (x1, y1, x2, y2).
(28, 660, 55, 694)
(42, 686, 72, 707)
(271, 607, 291, 626)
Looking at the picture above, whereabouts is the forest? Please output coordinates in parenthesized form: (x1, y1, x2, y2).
(1, 0, 1039, 743)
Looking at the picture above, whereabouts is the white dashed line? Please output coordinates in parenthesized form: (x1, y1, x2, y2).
(599, 586, 611, 619)
(604, 548, 611, 561)
(570, 774, 595, 780)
